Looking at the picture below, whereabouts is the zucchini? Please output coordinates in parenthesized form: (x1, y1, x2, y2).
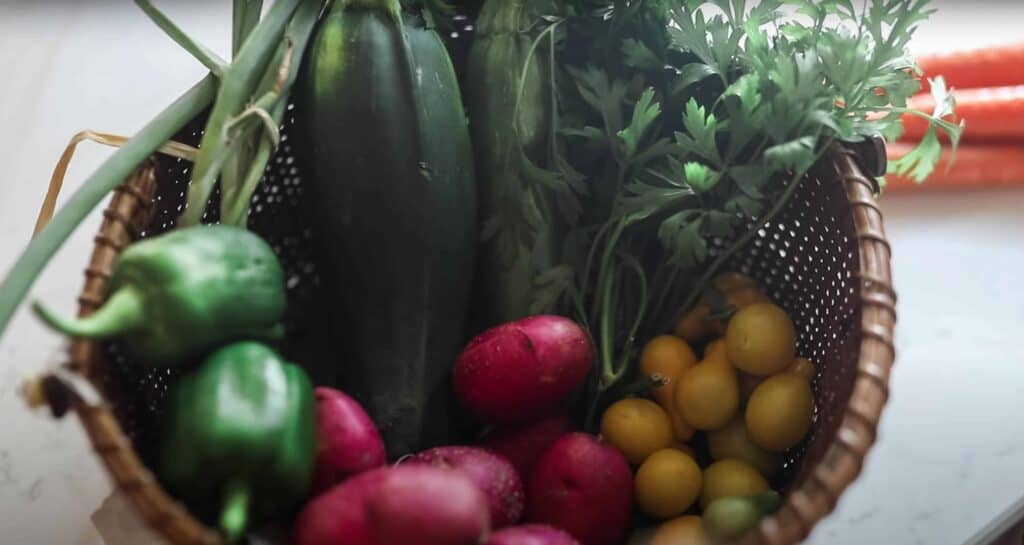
(296, 0, 476, 457)
(466, 0, 556, 326)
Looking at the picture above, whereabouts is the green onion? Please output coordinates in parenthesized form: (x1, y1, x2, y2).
(0, 76, 218, 337)
(135, 0, 228, 77)
(179, 0, 304, 227)
(233, 0, 265, 57)
(221, 0, 325, 226)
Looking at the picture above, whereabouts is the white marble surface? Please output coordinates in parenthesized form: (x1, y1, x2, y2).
(0, 2, 1021, 545)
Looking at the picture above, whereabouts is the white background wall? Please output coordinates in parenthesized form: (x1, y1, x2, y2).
(0, 2, 1021, 544)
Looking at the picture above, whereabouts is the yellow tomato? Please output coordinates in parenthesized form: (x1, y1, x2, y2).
(675, 357, 739, 431)
(708, 273, 769, 334)
(635, 449, 703, 519)
(725, 303, 796, 376)
(703, 338, 727, 362)
(724, 287, 771, 312)
(738, 371, 764, 403)
(746, 373, 814, 451)
(669, 442, 696, 458)
(673, 302, 713, 342)
(601, 398, 676, 465)
(701, 459, 769, 509)
(712, 272, 760, 294)
(786, 357, 816, 380)
(651, 516, 712, 545)
(667, 404, 696, 442)
(641, 335, 698, 407)
(708, 415, 783, 478)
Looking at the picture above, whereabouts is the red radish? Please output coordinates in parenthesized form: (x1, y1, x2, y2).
(526, 433, 633, 545)
(313, 387, 386, 492)
(454, 315, 593, 425)
(488, 525, 580, 545)
(481, 414, 577, 480)
(295, 465, 491, 545)
(294, 467, 389, 545)
(407, 446, 525, 528)
(366, 466, 490, 545)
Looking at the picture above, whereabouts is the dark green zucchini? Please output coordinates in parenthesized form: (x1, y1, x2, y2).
(296, 0, 476, 457)
(466, 0, 555, 327)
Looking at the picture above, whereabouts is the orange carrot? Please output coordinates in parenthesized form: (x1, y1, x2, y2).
(901, 85, 1024, 142)
(917, 42, 1024, 93)
(886, 142, 1024, 191)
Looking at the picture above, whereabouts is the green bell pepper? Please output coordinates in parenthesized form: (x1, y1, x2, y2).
(158, 341, 315, 542)
(33, 225, 286, 366)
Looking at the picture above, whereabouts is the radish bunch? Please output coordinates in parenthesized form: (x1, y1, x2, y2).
(296, 315, 632, 545)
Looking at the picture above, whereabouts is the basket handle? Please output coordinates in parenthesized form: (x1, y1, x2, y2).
(34, 130, 198, 236)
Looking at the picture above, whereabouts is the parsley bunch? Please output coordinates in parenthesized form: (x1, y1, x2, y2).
(504, 0, 960, 406)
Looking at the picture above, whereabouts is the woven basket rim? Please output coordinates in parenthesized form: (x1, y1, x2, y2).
(63, 146, 895, 545)
(742, 148, 896, 545)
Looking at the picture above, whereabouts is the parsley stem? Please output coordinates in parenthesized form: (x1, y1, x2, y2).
(611, 251, 648, 382)
(596, 221, 627, 382)
(599, 268, 617, 386)
(583, 222, 613, 320)
(648, 260, 682, 331)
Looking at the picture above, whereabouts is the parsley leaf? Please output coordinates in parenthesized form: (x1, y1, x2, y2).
(676, 99, 721, 165)
(618, 88, 662, 159)
(622, 38, 663, 70)
(890, 76, 963, 181)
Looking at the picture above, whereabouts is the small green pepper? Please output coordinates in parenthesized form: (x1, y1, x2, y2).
(158, 341, 315, 542)
(33, 225, 285, 366)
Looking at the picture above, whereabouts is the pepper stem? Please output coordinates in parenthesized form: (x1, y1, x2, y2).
(32, 286, 144, 339)
(220, 481, 250, 543)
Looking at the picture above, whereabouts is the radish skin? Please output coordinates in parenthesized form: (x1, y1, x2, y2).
(488, 524, 580, 545)
(407, 446, 525, 528)
(481, 414, 577, 482)
(454, 316, 593, 425)
(366, 466, 490, 545)
(525, 433, 633, 545)
(296, 465, 491, 545)
(312, 387, 386, 492)
(294, 468, 389, 545)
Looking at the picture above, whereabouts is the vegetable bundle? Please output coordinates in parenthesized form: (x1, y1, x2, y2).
(5, 0, 963, 543)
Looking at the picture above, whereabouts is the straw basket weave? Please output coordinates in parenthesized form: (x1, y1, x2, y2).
(35, 108, 895, 545)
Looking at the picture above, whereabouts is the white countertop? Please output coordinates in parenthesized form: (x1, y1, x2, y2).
(0, 2, 1021, 544)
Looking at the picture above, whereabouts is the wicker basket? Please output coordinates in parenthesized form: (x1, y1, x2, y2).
(37, 108, 895, 545)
